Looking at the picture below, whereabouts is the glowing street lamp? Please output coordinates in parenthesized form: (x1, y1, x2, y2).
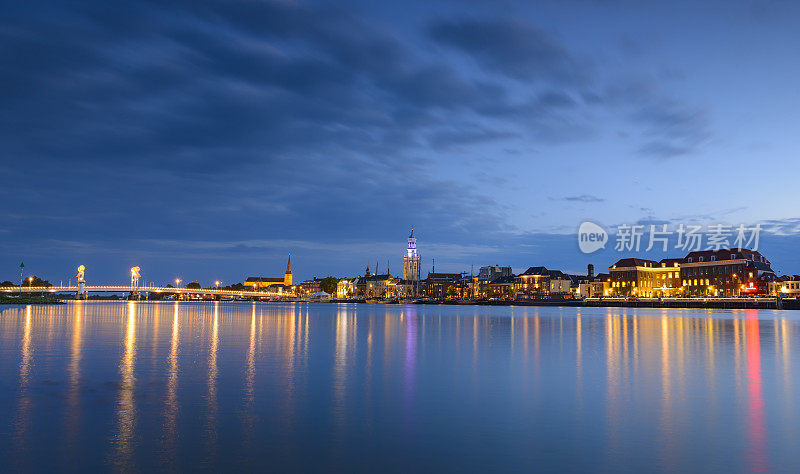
(215, 280, 220, 289)
(28, 276, 33, 286)
(175, 278, 181, 288)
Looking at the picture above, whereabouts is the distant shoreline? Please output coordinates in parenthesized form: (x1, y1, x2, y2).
(4, 297, 797, 311)
(0, 295, 65, 305)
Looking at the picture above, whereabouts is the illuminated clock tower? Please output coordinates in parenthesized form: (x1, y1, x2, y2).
(403, 228, 420, 282)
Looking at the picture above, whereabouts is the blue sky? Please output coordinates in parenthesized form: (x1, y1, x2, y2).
(2, 0, 799, 285)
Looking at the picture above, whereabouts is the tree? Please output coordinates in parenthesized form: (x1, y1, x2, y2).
(186, 282, 201, 289)
(25, 276, 51, 287)
(1, 281, 16, 287)
(319, 276, 339, 294)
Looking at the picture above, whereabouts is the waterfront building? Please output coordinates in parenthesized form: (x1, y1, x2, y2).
(486, 275, 516, 298)
(549, 274, 574, 295)
(609, 258, 682, 297)
(608, 248, 774, 297)
(770, 275, 800, 296)
(297, 277, 323, 296)
(336, 278, 355, 299)
(478, 265, 512, 282)
(578, 272, 611, 298)
(394, 279, 416, 298)
(244, 254, 293, 290)
(515, 267, 551, 295)
(515, 267, 577, 296)
(364, 274, 396, 298)
(681, 248, 774, 296)
(351, 264, 397, 297)
(423, 272, 465, 298)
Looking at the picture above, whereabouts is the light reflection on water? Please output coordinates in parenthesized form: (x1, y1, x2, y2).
(0, 302, 799, 471)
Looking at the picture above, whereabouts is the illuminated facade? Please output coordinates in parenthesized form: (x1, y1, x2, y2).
(244, 254, 293, 290)
(770, 275, 800, 296)
(336, 278, 355, 299)
(681, 249, 773, 296)
(608, 249, 775, 297)
(515, 267, 577, 296)
(609, 258, 682, 297)
(403, 228, 420, 282)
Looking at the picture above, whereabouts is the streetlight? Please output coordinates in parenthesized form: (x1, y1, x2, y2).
(175, 278, 181, 288)
(215, 280, 220, 289)
(28, 276, 33, 287)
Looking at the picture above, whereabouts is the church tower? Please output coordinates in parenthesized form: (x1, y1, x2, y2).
(284, 253, 293, 286)
(403, 228, 420, 281)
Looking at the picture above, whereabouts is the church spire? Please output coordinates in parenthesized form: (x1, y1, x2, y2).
(283, 253, 293, 286)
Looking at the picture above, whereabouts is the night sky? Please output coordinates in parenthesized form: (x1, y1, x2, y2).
(2, 0, 799, 285)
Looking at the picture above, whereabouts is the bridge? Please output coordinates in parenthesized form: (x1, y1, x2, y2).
(5, 264, 302, 300)
(1, 285, 291, 300)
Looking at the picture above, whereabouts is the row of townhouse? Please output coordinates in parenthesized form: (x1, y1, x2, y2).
(334, 264, 611, 300)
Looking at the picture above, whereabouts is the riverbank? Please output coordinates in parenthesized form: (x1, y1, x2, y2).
(0, 295, 66, 305)
(331, 296, 800, 310)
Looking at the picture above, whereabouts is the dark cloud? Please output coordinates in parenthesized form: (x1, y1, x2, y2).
(632, 101, 711, 159)
(427, 125, 518, 150)
(587, 81, 712, 159)
(0, 0, 743, 283)
(562, 194, 605, 203)
(428, 18, 589, 84)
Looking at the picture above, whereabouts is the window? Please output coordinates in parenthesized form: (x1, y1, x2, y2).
(688, 257, 693, 263)
(731, 253, 737, 259)
(699, 257, 704, 262)
(711, 256, 716, 261)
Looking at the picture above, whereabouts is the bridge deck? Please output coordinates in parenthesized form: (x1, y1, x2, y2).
(0, 286, 285, 298)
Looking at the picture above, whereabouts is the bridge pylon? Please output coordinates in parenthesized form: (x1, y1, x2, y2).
(76, 265, 87, 300)
(130, 267, 141, 299)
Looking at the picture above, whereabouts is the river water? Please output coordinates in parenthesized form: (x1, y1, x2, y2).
(0, 302, 797, 472)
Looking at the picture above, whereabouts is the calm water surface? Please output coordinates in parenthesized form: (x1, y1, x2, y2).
(0, 302, 798, 472)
